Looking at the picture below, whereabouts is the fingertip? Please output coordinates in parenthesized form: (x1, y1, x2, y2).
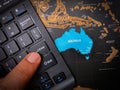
(26, 52, 41, 64)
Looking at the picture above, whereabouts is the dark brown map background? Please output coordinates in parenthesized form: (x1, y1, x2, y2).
(31, 0, 120, 89)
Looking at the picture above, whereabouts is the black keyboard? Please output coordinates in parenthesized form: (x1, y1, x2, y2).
(0, 0, 75, 90)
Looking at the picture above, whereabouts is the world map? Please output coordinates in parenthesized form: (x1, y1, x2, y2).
(30, 0, 120, 88)
(55, 27, 93, 60)
(31, 0, 120, 63)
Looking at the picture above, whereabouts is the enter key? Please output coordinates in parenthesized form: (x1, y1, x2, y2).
(40, 53, 57, 72)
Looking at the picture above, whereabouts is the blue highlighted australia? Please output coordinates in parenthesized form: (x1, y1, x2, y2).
(54, 27, 93, 60)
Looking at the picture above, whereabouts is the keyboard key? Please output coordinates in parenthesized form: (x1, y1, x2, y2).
(39, 73, 50, 84)
(17, 33, 32, 48)
(13, 5, 26, 16)
(15, 51, 27, 63)
(4, 23, 20, 38)
(53, 72, 66, 84)
(4, 41, 19, 55)
(3, 59, 16, 72)
(40, 53, 57, 72)
(31, 27, 41, 40)
(18, 15, 34, 30)
(0, 12, 14, 24)
(0, 30, 7, 44)
(29, 41, 49, 55)
(42, 80, 54, 90)
(0, 48, 6, 61)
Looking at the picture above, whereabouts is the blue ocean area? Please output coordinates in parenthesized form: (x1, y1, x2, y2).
(54, 27, 93, 60)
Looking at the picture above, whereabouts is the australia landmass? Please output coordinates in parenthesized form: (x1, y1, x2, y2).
(55, 27, 93, 60)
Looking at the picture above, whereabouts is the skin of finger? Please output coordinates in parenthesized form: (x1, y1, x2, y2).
(0, 52, 41, 90)
(73, 86, 94, 90)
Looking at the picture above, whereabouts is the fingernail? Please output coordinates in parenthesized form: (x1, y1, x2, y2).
(26, 52, 40, 63)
